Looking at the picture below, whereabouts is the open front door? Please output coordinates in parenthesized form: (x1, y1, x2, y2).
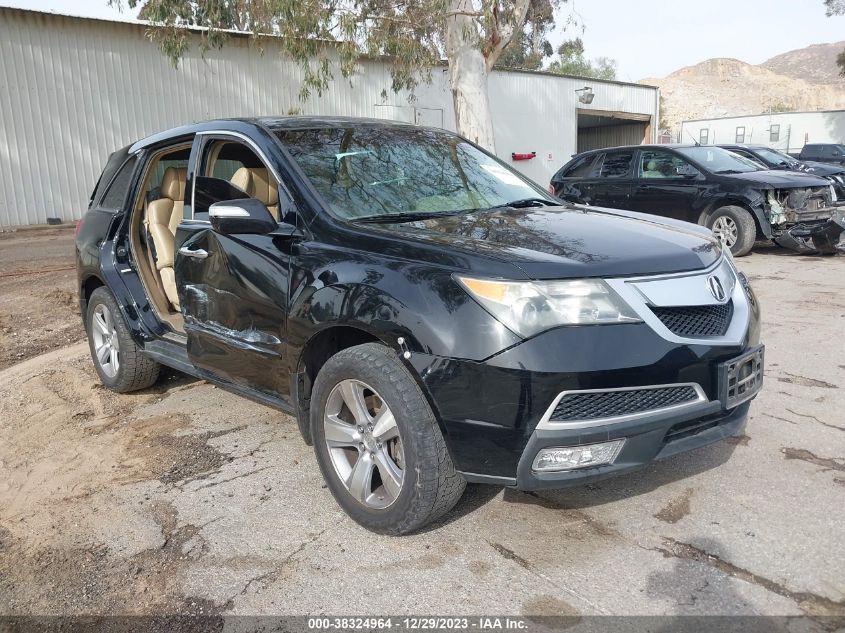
(174, 132, 297, 400)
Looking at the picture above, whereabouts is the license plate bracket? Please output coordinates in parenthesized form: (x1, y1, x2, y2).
(718, 345, 764, 409)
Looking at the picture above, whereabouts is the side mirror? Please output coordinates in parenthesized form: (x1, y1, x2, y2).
(209, 199, 277, 235)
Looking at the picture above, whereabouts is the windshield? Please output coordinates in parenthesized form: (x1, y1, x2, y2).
(675, 146, 761, 173)
(274, 126, 546, 220)
(754, 147, 798, 168)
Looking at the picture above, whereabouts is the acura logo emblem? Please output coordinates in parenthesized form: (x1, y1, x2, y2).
(707, 275, 727, 302)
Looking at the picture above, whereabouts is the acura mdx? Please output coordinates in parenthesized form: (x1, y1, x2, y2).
(77, 118, 764, 533)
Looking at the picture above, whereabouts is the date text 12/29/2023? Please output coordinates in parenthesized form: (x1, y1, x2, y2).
(307, 617, 530, 631)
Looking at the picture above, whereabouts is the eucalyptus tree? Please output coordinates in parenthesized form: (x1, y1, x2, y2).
(114, 0, 553, 150)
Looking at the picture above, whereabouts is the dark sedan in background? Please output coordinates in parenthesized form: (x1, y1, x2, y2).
(551, 144, 845, 256)
(718, 143, 845, 199)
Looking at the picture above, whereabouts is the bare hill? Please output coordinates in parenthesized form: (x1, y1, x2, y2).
(762, 41, 845, 84)
(643, 53, 845, 134)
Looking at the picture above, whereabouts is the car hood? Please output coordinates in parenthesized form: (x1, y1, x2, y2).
(796, 161, 845, 176)
(722, 169, 831, 188)
(367, 205, 721, 279)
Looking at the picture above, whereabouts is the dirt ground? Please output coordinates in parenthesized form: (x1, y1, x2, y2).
(0, 226, 83, 371)
(0, 230, 843, 627)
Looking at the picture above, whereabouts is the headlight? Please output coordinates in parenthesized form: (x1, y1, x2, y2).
(455, 276, 641, 338)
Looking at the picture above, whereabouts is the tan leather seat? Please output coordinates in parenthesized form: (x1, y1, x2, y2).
(230, 167, 279, 220)
(146, 167, 186, 310)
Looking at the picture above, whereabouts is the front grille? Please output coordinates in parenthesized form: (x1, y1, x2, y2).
(551, 385, 700, 422)
(651, 301, 733, 338)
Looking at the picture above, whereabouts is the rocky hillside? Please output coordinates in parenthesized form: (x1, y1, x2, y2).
(643, 43, 845, 134)
(762, 41, 845, 84)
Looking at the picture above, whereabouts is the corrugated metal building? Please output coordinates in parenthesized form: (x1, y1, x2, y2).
(0, 6, 659, 226)
(680, 110, 845, 154)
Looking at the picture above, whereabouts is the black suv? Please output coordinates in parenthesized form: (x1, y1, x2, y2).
(77, 118, 763, 534)
(718, 144, 845, 199)
(551, 144, 845, 256)
(798, 143, 845, 167)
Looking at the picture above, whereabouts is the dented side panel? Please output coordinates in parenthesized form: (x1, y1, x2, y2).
(175, 224, 294, 398)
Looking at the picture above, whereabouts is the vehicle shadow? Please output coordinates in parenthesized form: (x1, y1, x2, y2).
(145, 366, 203, 394)
(750, 241, 840, 258)
(522, 440, 739, 511)
(422, 439, 740, 531)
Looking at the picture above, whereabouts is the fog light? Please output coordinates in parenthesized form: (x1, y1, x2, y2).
(532, 440, 625, 472)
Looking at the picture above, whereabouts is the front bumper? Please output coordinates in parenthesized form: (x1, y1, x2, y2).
(516, 399, 750, 490)
(410, 311, 762, 486)
(775, 206, 845, 254)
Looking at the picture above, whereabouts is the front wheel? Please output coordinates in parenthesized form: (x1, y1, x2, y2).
(311, 343, 466, 534)
(706, 206, 756, 257)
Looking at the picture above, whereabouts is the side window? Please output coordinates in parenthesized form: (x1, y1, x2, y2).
(194, 139, 286, 222)
(143, 148, 190, 205)
(735, 127, 746, 143)
(99, 156, 139, 211)
(639, 151, 698, 179)
(598, 152, 634, 178)
(699, 129, 709, 145)
(770, 124, 780, 142)
(561, 155, 597, 178)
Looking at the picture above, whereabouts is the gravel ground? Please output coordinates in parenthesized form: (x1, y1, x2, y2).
(0, 231, 842, 628)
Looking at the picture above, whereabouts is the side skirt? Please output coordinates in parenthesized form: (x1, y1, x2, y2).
(142, 338, 295, 415)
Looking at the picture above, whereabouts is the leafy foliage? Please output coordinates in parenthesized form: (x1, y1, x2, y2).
(546, 37, 616, 80)
(495, 0, 555, 70)
(823, 0, 845, 76)
(112, 0, 540, 100)
(112, 0, 448, 100)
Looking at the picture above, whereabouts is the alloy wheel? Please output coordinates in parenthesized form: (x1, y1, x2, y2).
(323, 379, 405, 509)
(712, 215, 738, 248)
(91, 303, 120, 378)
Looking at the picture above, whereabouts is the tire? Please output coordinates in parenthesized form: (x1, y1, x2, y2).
(706, 205, 756, 257)
(86, 287, 160, 392)
(811, 235, 840, 255)
(310, 343, 466, 534)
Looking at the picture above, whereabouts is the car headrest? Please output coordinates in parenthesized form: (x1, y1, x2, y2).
(161, 167, 187, 201)
(647, 160, 658, 171)
(230, 167, 279, 207)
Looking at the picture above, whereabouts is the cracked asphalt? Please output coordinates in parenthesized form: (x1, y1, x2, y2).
(0, 230, 843, 627)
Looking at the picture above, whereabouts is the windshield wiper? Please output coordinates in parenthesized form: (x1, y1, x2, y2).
(353, 210, 470, 224)
(714, 169, 746, 174)
(483, 197, 558, 211)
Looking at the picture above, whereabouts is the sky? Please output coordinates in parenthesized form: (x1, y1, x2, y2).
(5, 0, 845, 81)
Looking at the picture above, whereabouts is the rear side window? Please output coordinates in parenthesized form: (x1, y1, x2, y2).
(143, 150, 189, 203)
(598, 152, 633, 178)
(99, 156, 138, 211)
(560, 155, 596, 178)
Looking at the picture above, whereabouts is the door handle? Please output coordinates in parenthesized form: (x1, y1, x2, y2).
(178, 245, 209, 259)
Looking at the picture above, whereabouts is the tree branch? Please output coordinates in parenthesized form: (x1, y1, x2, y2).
(485, 0, 531, 72)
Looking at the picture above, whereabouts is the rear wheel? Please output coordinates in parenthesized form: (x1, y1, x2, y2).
(86, 287, 160, 392)
(707, 206, 756, 257)
(311, 343, 465, 534)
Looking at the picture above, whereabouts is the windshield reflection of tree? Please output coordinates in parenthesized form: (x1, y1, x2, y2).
(399, 211, 609, 265)
(277, 127, 526, 218)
